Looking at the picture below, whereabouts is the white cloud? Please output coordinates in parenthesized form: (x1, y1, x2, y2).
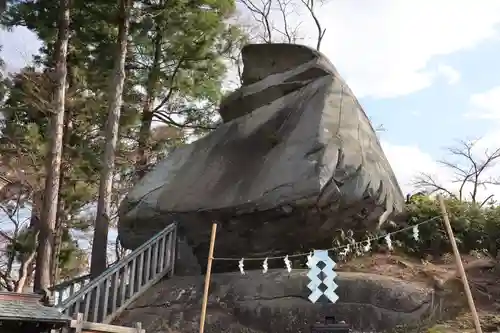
(316, 0, 500, 98)
(381, 139, 500, 202)
(381, 141, 443, 195)
(437, 64, 461, 85)
(0, 27, 41, 72)
(472, 131, 500, 151)
(239, 0, 500, 99)
(467, 86, 500, 120)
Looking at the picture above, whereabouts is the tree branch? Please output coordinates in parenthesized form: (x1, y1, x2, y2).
(412, 172, 456, 198)
(152, 56, 185, 113)
(299, 0, 325, 50)
(414, 138, 500, 204)
(14, 230, 39, 292)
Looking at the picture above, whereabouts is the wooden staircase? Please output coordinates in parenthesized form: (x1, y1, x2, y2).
(50, 223, 177, 324)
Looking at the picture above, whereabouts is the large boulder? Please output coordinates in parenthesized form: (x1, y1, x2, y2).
(113, 270, 440, 332)
(118, 43, 404, 272)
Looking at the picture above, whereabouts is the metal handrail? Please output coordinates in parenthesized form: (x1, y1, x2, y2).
(57, 222, 177, 324)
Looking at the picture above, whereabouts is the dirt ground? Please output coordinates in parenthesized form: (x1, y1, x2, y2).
(336, 252, 500, 332)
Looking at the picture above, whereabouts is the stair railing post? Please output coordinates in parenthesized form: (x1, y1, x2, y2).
(171, 223, 178, 277)
(128, 257, 136, 298)
(70, 313, 83, 333)
(158, 234, 166, 272)
(135, 322, 145, 333)
(151, 240, 159, 278)
(134, 252, 145, 292)
(144, 247, 151, 283)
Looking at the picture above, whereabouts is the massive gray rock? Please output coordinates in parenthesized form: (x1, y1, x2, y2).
(114, 270, 440, 333)
(118, 43, 404, 271)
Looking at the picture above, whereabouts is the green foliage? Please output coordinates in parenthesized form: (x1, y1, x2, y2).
(5, 227, 38, 259)
(331, 196, 500, 262)
(4, 226, 87, 279)
(57, 228, 89, 279)
(0, 0, 246, 283)
(0, 0, 241, 200)
(396, 196, 500, 258)
(0, 69, 102, 205)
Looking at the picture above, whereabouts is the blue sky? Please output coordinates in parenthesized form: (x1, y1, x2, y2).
(365, 47, 496, 156)
(308, 0, 500, 199)
(1, 0, 500, 201)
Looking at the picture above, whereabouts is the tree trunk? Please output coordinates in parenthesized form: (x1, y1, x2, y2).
(24, 191, 42, 292)
(51, 107, 72, 285)
(90, 0, 131, 278)
(135, 29, 162, 180)
(33, 0, 70, 292)
(15, 231, 39, 293)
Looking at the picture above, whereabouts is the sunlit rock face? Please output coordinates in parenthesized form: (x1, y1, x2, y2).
(118, 43, 404, 272)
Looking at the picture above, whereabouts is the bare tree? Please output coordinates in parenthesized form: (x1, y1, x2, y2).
(299, 0, 326, 50)
(240, 0, 274, 43)
(238, 0, 325, 49)
(413, 139, 500, 207)
(90, 0, 132, 278)
(34, 0, 71, 292)
(274, 0, 302, 43)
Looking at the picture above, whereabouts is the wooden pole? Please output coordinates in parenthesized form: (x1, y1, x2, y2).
(438, 196, 482, 333)
(199, 223, 218, 333)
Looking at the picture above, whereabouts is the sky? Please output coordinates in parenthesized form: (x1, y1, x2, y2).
(238, 0, 500, 201)
(1, 0, 500, 203)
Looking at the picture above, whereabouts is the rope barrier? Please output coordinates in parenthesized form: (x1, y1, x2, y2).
(212, 216, 441, 261)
